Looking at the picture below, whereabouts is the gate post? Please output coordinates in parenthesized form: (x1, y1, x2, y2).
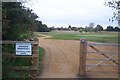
(79, 39, 87, 77)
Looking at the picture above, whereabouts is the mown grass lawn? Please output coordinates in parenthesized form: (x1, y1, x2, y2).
(36, 31, 119, 43)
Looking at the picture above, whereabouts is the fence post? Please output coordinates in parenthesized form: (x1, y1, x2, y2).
(31, 38, 39, 77)
(79, 39, 87, 77)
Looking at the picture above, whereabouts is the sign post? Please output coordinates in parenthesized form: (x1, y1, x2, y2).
(16, 43, 32, 56)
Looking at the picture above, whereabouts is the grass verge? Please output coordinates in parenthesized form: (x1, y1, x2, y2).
(2, 45, 45, 78)
(38, 47, 45, 75)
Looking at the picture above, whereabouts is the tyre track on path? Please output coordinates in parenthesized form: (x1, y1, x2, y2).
(37, 37, 79, 78)
(40, 43, 51, 73)
(37, 36, 118, 78)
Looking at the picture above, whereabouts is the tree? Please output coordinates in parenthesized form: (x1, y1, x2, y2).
(95, 24, 103, 32)
(79, 27, 85, 33)
(106, 25, 114, 31)
(68, 25, 72, 30)
(84, 26, 95, 32)
(71, 27, 77, 31)
(36, 20, 43, 31)
(84, 26, 88, 32)
(2, 2, 38, 40)
(68, 25, 71, 29)
(42, 24, 50, 32)
(105, 0, 120, 25)
(114, 26, 120, 31)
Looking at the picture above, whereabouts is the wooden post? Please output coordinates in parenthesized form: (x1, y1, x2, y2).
(31, 39, 39, 77)
(118, 38, 120, 79)
(79, 39, 87, 77)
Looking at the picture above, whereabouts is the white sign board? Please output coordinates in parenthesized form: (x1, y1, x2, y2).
(16, 43, 32, 56)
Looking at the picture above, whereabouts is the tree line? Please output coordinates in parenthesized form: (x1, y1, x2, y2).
(2, 2, 50, 40)
(49, 25, 120, 32)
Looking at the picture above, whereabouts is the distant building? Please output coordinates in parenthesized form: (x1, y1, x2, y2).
(89, 23, 95, 28)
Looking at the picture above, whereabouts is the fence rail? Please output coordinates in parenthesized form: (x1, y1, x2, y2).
(10, 66, 38, 71)
(87, 52, 118, 54)
(86, 58, 118, 61)
(2, 39, 39, 78)
(3, 53, 38, 58)
(0, 41, 38, 44)
(88, 43, 120, 46)
(86, 64, 117, 67)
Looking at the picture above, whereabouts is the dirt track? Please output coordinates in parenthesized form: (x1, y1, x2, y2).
(37, 36, 118, 78)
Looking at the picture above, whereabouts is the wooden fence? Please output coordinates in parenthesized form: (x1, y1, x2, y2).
(1, 39, 39, 78)
(79, 39, 119, 78)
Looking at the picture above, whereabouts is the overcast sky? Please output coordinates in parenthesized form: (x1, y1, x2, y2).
(23, 0, 118, 28)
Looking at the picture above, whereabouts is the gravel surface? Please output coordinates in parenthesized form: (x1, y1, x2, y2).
(37, 36, 118, 78)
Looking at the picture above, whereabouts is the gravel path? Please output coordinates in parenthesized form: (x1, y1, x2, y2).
(37, 37, 118, 78)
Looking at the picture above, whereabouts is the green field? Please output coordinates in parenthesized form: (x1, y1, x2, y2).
(36, 31, 119, 43)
